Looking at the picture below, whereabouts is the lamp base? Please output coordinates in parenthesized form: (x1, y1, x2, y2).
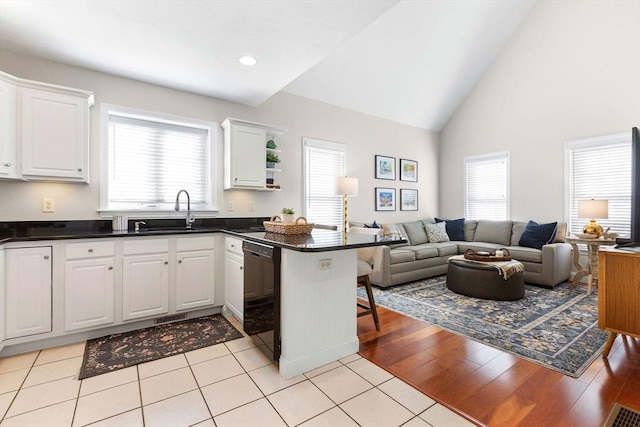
(583, 220, 603, 237)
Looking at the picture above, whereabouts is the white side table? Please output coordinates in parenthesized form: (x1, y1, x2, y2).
(565, 236, 617, 295)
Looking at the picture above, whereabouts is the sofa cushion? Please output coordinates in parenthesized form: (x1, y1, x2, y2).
(457, 242, 503, 254)
(473, 220, 513, 246)
(390, 249, 416, 264)
(382, 223, 409, 248)
(403, 221, 429, 245)
(435, 217, 465, 241)
(404, 245, 439, 260)
(519, 221, 558, 250)
(464, 220, 478, 241)
(511, 221, 528, 246)
(435, 242, 459, 257)
(425, 222, 450, 243)
(504, 246, 542, 263)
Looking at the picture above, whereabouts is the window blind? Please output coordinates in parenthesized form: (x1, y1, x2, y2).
(464, 152, 509, 220)
(566, 134, 631, 238)
(107, 113, 211, 210)
(303, 138, 346, 228)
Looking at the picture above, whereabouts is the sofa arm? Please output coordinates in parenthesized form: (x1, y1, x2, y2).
(541, 243, 572, 286)
(360, 245, 391, 287)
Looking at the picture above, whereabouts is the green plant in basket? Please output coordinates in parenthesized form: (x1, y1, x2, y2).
(281, 208, 294, 215)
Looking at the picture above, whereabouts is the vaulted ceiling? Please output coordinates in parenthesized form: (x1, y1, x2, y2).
(0, 0, 535, 131)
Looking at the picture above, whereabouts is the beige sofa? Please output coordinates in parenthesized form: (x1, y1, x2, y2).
(350, 219, 572, 288)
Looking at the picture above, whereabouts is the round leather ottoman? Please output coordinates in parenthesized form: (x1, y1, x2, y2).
(446, 258, 525, 301)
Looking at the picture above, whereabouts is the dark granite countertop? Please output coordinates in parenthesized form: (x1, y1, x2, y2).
(224, 229, 405, 252)
(0, 218, 269, 244)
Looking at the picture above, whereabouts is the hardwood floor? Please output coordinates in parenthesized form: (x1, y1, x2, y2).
(357, 304, 640, 426)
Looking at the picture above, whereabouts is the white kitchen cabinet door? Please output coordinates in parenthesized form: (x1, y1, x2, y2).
(0, 249, 6, 349)
(224, 251, 244, 322)
(223, 120, 266, 189)
(176, 249, 215, 311)
(5, 247, 52, 339)
(64, 257, 115, 331)
(20, 86, 90, 182)
(0, 74, 18, 179)
(122, 253, 169, 321)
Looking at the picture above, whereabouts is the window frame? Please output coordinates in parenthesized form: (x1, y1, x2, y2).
(99, 103, 218, 217)
(463, 151, 510, 221)
(302, 137, 347, 229)
(564, 132, 631, 238)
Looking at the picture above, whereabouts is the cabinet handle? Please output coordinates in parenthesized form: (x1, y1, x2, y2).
(44, 255, 50, 260)
(231, 244, 235, 248)
(164, 261, 169, 265)
(3, 162, 10, 167)
(240, 266, 244, 270)
(178, 260, 183, 263)
(88, 248, 94, 253)
(108, 266, 113, 270)
(77, 168, 82, 172)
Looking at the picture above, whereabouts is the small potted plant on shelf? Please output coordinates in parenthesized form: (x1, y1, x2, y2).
(281, 208, 295, 223)
(266, 152, 280, 169)
(266, 139, 277, 149)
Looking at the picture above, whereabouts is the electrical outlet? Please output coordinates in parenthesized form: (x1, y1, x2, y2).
(42, 198, 55, 213)
(319, 258, 332, 270)
(227, 201, 235, 211)
(248, 201, 255, 212)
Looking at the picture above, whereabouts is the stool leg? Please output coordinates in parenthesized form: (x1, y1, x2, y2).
(362, 275, 380, 331)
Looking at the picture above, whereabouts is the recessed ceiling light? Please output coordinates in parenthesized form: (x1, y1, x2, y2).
(238, 56, 257, 66)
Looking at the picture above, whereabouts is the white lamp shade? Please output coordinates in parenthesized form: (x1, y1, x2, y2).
(336, 177, 358, 196)
(578, 199, 608, 219)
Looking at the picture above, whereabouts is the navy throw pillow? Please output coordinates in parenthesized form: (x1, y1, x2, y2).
(519, 221, 558, 250)
(365, 220, 381, 229)
(435, 217, 466, 241)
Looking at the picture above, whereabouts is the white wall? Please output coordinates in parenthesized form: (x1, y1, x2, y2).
(439, 0, 640, 223)
(0, 50, 439, 224)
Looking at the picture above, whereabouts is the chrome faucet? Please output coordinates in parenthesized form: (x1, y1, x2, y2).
(174, 189, 195, 229)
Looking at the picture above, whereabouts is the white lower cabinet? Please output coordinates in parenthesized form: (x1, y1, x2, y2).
(176, 236, 216, 311)
(64, 241, 115, 331)
(122, 249, 169, 321)
(224, 236, 244, 322)
(5, 246, 52, 339)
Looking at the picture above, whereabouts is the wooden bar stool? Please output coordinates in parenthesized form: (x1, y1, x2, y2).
(357, 259, 380, 331)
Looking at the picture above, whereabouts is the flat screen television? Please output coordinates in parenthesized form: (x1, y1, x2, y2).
(615, 126, 640, 250)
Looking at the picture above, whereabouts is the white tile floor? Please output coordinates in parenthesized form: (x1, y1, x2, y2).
(0, 317, 475, 427)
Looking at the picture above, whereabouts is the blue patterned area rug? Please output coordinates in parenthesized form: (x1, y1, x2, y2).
(358, 276, 608, 377)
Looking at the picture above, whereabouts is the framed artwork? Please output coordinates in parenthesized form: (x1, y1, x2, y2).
(375, 155, 396, 180)
(400, 189, 418, 211)
(375, 187, 396, 211)
(399, 159, 418, 182)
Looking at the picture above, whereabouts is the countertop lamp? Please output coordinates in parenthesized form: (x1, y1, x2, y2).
(336, 177, 358, 236)
(578, 199, 608, 237)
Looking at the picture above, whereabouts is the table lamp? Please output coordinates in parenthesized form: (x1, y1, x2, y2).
(336, 177, 358, 235)
(578, 199, 608, 237)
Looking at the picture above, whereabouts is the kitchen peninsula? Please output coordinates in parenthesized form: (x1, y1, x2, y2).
(226, 229, 404, 378)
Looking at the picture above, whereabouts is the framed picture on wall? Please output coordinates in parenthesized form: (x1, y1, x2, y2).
(399, 159, 418, 182)
(375, 187, 396, 211)
(375, 155, 396, 180)
(400, 189, 418, 211)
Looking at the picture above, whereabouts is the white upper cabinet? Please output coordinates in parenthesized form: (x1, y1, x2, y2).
(0, 73, 18, 179)
(222, 118, 286, 190)
(0, 71, 93, 183)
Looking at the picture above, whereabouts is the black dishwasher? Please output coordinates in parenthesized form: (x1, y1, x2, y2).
(242, 240, 281, 361)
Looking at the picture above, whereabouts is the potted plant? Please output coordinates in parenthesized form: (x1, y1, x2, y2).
(266, 152, 280, 169)
(266, 139, 277, 149)
(281, 207, 295, 223)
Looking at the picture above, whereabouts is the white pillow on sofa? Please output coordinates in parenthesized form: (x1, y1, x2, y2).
(425, 222, 450, 243)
